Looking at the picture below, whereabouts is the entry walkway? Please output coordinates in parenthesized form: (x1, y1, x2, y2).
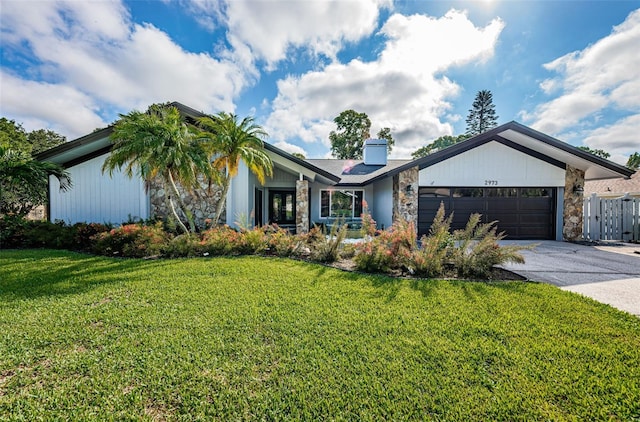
(500, 241, 640, 316)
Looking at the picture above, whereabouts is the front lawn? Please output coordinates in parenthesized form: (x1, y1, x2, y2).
(1, 250, 639, 420)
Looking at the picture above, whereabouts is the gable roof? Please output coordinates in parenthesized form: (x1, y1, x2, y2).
(35, 101, 340, 183)
(405, 121, 634, 180)
(306, 159, 411, 186)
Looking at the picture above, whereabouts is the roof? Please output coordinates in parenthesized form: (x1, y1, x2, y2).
(306, 159, 412, 186)
(406, 121, 634, 180)
(35, 101, 340, 183)
(37, 106, 633, 186)
(584, 170, 640, 197)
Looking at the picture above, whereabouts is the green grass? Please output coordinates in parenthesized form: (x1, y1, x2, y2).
(1, 250, 639, 420)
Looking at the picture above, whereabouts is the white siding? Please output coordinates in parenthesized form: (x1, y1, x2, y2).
(49, 154, 149, 224)
(226, 162, 251, 228)
(371, 178, 393, 230)
(419, 141, 566, 187)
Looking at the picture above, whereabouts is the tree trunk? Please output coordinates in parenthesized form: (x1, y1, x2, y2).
(212, 174, 231, 227)
(166, 172, 196, 232)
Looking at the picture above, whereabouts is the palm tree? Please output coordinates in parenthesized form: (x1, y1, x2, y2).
(0, 147, 71, 217)
(197, 112, 273, 226)
(102, 104, 216, 233)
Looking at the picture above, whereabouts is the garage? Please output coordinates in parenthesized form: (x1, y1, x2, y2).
(418, 187, 556, 240)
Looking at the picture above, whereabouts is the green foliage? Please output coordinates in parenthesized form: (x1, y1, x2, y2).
(103, 104, 215, 233)
(412, 134, 470, 159)
(266, 226, 303, 257)
(2, 250, 639, 420)
(329, 110, 395, 159)
(465, 90, 499, 136)
(354, 218, 417, 273)
(0, 118, 66, 155)
(91, 223, 168, 258)
(450, 214, 525, 279)
(411, 203, 453, 277)
(578, 146, 611, 159)
(0, 118, 29, 153)
(0, 147, 71, 217)
(626, 152, 640, 170)
(0, 216, 73, 249)
(309, 221, 347, 263)
(199, 225, 244, 256)
(165, 233, 202, 258)
(27, 129, 66, 155)
(72, 222, 111, 251)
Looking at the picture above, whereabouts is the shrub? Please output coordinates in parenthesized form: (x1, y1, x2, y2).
(450, 214, 525, 278)
(92, 222, 169, 258)
(200, 225, 244, 256)
(306, 221, 348, 263)
(236, 226, 269, 255)
(265, 225, 303, 257)
(410, 204, 453, 277)
(73, 222, 110, 251)
(354, 218, 416, 272)
(165, 233, 202, 258)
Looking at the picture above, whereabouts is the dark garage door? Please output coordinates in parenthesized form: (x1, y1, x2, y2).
(418, 187, 556, 240)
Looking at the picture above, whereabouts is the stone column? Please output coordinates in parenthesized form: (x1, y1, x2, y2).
(563, 165, 585, 241)
(392, 166, 419, 229)
(296, 179, 310, 234)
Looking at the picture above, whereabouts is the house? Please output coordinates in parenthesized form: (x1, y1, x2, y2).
(37, 102, 634, 241)
(585, 170, 640, 198)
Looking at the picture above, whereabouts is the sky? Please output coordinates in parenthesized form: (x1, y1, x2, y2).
(1, 0, 639, 164)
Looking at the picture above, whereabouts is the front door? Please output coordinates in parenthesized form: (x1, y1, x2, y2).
(268, 190, 296, 226)
(255, 188, 263, 227)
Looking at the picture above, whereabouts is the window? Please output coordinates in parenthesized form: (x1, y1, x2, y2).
(320, 190, 364, 219)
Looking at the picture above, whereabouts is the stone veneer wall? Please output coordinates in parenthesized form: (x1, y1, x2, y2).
(295, 179, 309, 234)
(148, 177, 225, 230)
(392, 166, 419, 228)
(563, 165, 585, 241)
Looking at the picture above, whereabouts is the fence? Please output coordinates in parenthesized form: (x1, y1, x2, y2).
(583, 193, 640, 241)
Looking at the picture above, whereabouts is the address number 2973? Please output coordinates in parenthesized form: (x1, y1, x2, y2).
(484, 180, 498, 186)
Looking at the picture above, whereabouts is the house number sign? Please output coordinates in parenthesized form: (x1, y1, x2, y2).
(484, 180, 498, 186)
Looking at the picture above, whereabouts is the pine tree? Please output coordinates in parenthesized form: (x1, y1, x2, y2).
(465, 90, 498, 136)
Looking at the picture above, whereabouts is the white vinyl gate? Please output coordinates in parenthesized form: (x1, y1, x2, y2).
(583, 193, 640, 241)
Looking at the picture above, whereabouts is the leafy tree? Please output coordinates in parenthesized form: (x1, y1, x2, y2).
(465, 90, 498, 136)
(0, 118, 29, 154)
(1, 118, 66, 155)
(412, 134, 470, 159)
(329, 110, 394, 159)
(577, 146, 610, 159)
(291, 152, 306, 160)
(197, 112, 273, 226)
(28, 129, 66, 155)
(103, 104, 215, 233)
(0, 147, 71, 217)
(626, 152, 640, 171)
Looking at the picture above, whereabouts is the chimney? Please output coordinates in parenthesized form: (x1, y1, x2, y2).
(363, 139, 387, 166)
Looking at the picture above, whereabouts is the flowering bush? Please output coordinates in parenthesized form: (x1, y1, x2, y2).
(73, 222, 110, 251)
(265, 225, 303, 257)
(200, 225, 244, 256)
(354, 218, 416, 273)
(91, 222, 168, 258)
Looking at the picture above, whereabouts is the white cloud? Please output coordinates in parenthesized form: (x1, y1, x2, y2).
(265, 9, 505, 158)
(581, 114, 640, 165)
(273, 141, 307, 157)
(183, 0, 392, 67)
(526, 8, 640, 152)
(0, 0, 250, 140)
(0, 71, 106, 138)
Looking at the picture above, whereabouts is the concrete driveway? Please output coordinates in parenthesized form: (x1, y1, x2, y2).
(500, 241, 640, 316)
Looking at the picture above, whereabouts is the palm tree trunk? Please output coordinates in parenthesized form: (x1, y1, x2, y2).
(212, 174, 231, 226)
(164, 174, 191, 233)
(166, 172, 196, 232)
